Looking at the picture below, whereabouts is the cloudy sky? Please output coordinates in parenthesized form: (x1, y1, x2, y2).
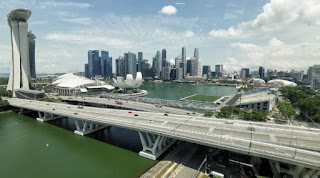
(0, 0, 319, 74)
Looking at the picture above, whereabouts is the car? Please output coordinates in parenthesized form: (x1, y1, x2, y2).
(164, 113, 168, 116)
(52, 108, 55, 111)
(74, 113, 78, 115)
(116, 101, 123, 105)
(128, 111, 132, 113)
(187, 113, 190, 115)
(134, 114, 138, 116)
(78, 105, 83, 109)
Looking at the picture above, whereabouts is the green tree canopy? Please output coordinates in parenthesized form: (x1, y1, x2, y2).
(278, 102, 296, 120)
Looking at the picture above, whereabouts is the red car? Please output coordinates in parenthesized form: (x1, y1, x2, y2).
(116, 101, 123, 105)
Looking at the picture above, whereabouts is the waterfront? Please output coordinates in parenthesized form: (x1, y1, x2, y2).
(0, 112, 156, 178)
(140, 82, 237, 100)
(0, 83, 237, 177)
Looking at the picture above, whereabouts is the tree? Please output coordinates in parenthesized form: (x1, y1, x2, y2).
(204, 111, 213, 117)
(278, 102, 296, 122)
(298, 97, 320, 123)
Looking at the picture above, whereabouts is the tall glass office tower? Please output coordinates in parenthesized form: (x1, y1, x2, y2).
(138, 52, 143, 72)
(101, 51, 109, 77)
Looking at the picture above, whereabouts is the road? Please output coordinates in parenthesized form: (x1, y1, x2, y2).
(8, 98, 320, 170)
(58, 96, 201, 116)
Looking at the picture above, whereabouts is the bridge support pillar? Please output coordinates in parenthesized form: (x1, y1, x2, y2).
(73, 119, 107, 136)
(269, 160, 320, 178)
(138, 131, 176, 160)
(36, 111, 63, 122)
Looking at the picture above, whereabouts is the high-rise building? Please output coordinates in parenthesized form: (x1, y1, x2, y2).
(290, 70, 304, 82)
(116, 56, 125, 77)
(187, 57, 197, 76)
(88, 50, 93, 78)
(182, 47, 187, 78)
(28, 31, 36, 79)
(175, 68, 183, 80)
(243, 68, 250, 78)
(155, 51, 161, 78)
(101, 51, 109, 77)
(7, 9, 33, 96)
(194, 48, 200, 76)
(138, 52, 143, 72)
(215, 64, 223, 78)
(163, 61, 172, 79)
(308, 65, 320, 89)
(84, 64, 89, 78)
(259, 66, 265, 79)
(106, 57, 112, 78)
(240, 69, 246, 79)
(161, 49, 166, 77)
(202, 65, 211, 78)
(124, 52, 137, 79)
(87, 50, 100, 78)
(175, 56, 182, 69)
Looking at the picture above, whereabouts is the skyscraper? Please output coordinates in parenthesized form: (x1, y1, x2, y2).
(241, 68, 250, 79)
(259, 66, 265, 79)
(88, 50, 93, 78)
(162, 49, 166, 77)
(28, 31, 36, 79)
(116, 56, 125, 77)
(194, 48, 199, 76)
(124, 52, 137, 78)
(138, 52, 143, 72)
(155, 51, 161, 78)
(106, 57, 112, 78)
(88, 50, 100, 78)
(308, 65, 320, 89)
(203, 65, 211, 78)
(182, 47, 186, 78)
(84, 64, 89, 78)
(7, 9, 32, 96)
(101, 51, 109, 77)
(215, 64, 223, 78)
(175, 56, 182, 69)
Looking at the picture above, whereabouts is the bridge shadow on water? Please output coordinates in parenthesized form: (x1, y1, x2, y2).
(21, 110, 144, 153)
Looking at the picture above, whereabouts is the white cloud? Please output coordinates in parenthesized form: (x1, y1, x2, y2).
(44, 32, 134, 48)
(209, 0, 320, 38)
(226, 38, 320, 71)
(209, 27, 244, 38)
(39, 2, 92, 8)
(185, 31, 194, 37)
(159, 5, 177, 15)
(60, 18, 91, 25)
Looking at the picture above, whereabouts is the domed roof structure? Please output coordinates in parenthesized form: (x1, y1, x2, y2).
(113, 72, 143, 89)
(268, 79, 297, 87)
(248, 78, 266, 85)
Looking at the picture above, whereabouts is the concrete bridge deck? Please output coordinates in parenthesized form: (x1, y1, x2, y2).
(58, 96, 200, 116)
(8, 98, 320, 170)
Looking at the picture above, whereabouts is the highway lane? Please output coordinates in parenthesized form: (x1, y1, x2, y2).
(58, 96, 200, 116)
(8, 98, 320, 169)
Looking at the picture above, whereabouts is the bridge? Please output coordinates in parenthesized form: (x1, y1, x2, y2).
(58, 96, 200, 116)
(8, 98, 320, 177)
(100, 93, 216, 110)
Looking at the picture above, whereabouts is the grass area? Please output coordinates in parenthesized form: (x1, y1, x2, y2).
(186, 94, 220, 102)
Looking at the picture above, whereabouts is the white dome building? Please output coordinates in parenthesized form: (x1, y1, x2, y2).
(248, 78, 266, 85)
(113, 72, 143, 90)
(267, 79, 297, 87)
(51, 73, 114, 96)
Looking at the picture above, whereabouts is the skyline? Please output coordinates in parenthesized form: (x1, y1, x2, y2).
(0, 0, 320, 74)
